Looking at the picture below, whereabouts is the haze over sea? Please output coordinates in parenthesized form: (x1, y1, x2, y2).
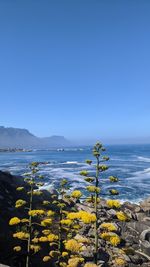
(0, 144, 150, 203)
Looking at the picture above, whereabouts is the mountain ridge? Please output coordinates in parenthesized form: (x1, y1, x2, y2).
(0, 126, 70, 148)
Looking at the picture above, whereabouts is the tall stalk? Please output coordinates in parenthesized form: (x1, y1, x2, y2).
(26, 181, 33, 267)
(94, 155, 99, 264)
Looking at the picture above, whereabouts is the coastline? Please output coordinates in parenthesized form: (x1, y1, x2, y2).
(1, 170, 150, 266)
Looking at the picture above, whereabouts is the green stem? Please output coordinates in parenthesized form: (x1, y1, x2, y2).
(94, 156, 99, 264)
(57, 207, 63, 267)
(26, 183, 33, 267)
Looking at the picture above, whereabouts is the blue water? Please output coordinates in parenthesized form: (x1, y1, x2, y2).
(0, 144, 150, 203)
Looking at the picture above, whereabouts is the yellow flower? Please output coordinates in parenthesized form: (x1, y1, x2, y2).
(106, 199, 121, 208)
(15, 199, 26, 208)
(9, 217, 21, 225)
(61, 219, 72, 226)
(30, 245, 41, 253)
(72, 224, 81, 230)
(65, 239, 81, 252)
(71, 190, 82, 198)
(116, 211, 128, 221)
(109, 189, 119, 195)
(13, 231, 29, 240)
(100, 232, 120, 246)
(86, 186, 100, 193)
(32, 237, 39, 243)
(75, 236, 89, 243)
(78, 211, 96, 224)
(43, 201, 50, 206)
(67, 211, 96, 224)
(41, 218, 52, 226)
(28, 209, 45, 217)
(100, 223, 117, 232)
(67, 212, 81, 220)
(110, 235, 121, 246)
(62, 251, 68, 257)
(21, 218, 29, 223)
(60, 262, 67, 267)
(100, 232, 112, 241)
(42, 229, 51, 236)
(114, 258, 126, 266)
(84, 263, 98, 267)
(86, 196, 100, 203)
(33, 190, 43, 196)
(16, 187, 24, 191)
(49, 250, 60, 257)
(31, 161, 39, 167)
(47, 234, 58, 242)
(80, 170, 89, 176)
(47, 210, 55, 216)
(43, 256, 51, 262)
(67, 257, 84, 267)
(39, 236, 48, 242)
(13, 246, 21, 252)
(109, 176, 118, 182)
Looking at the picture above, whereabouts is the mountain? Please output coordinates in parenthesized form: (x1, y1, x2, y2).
(0, 126, 70, 148)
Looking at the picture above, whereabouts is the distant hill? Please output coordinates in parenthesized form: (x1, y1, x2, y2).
(0, 126, 70, 148)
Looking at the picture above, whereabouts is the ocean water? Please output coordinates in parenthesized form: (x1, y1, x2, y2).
(0, 144, 150, 203)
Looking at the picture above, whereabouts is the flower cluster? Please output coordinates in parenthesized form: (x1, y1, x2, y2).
(84, 177, 95, 183)
(84, 263, 98, 267)
(100, 222, 117, 232)
(30, 245, 41, 253)
(43, 256, 51, 262)
(116, 211, 128, 221)
(16, 187, 24, 191)
(109, 189, 119, 195)
(61, 219, 72, 226)
(71, 190, 82, 199)
(13, 246, 21, 252)
(47, 233, 58, 242)
(86, 196, 100, 203)
(41, 218, 52, 226)
(109, 176, 119, 182)
(65, 239, 81, 252)
(47, 210, 55, 216)
(13, 231, 29, 240)
(114, 257, 126, 266)
(9, 217, 20, 225)
(67, 211, 96, 224)
(100, 232, 120, 246)
(86, 185, 100, 193)
(67, 257, 84, 267)
(33, 190, 43, 196)
(80, 170, 89, 176)
(106, 199, 121, 208)
(15, 199, 26, 208)
(28, 209, 45, 217)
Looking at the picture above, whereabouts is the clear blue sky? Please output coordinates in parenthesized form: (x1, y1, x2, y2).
(0, 0, 150, 143)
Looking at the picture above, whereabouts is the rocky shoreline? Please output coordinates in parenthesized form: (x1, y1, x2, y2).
(1, 170, 150, 266)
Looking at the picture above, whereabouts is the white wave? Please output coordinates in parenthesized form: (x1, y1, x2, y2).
(61, 161, 82, 165)
(137, 156, 150, 163)
(65, 161, 79, 164)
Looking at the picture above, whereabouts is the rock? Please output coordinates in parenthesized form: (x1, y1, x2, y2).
(140, 229, 150, 256)
(135, 206, 143, 213)
(124, 208, 137, 220)
(107, 209, 116, 218)
(140, 198, 150, 213)
(81, 248, 94, 259)
(98, 248, 109, 262)
(46, 186, 58, 196)
(130, 254, 144, 265)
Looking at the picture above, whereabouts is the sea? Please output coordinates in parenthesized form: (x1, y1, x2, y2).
(0, 144, 150, 203)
